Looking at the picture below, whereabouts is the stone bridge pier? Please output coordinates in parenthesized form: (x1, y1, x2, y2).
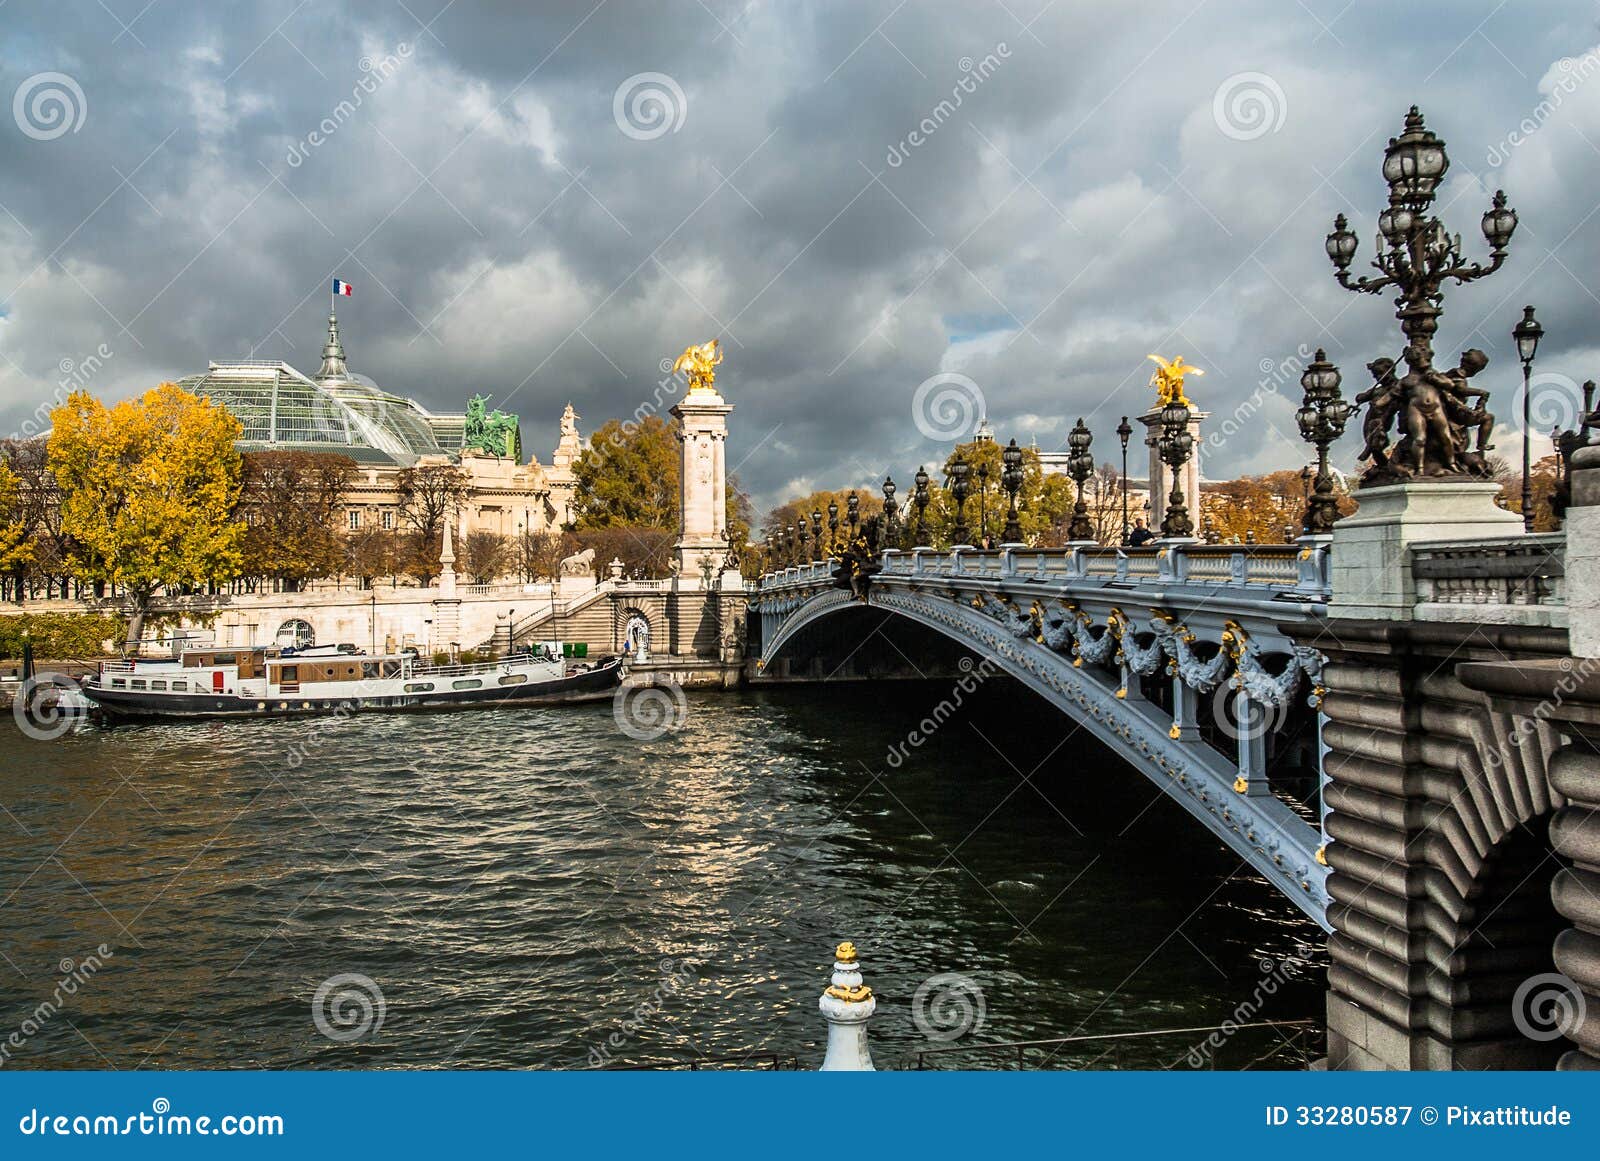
(1299, 479, 1595, 1069)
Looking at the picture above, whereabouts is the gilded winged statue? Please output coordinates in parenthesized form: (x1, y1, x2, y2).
(1148, 354, 1204, 407)
(673, 339, 724, 394)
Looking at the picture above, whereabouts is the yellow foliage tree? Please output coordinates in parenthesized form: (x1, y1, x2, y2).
(0, 458, 33, 580)
(48, 384, 245, 648)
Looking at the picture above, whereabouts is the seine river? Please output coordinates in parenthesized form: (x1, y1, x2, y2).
(0, 680, 1323, 1070)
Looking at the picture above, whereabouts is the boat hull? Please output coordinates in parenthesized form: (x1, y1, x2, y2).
(86, 657, 624, 721)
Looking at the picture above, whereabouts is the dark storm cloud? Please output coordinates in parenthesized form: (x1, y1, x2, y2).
(1, 0, 1597, 511)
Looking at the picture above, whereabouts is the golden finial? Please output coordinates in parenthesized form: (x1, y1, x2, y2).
(835, 941, 858, 964)
(672, 338, 724, 394)
(1147, 354, 1204, 407)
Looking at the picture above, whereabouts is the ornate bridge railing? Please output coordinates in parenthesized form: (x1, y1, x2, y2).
(752, 542, 1335, 925)
(1411, 533, 1566, 626)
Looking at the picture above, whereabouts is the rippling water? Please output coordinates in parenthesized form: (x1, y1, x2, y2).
(0, 679, 1324, 1069)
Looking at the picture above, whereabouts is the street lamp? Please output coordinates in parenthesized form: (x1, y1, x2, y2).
(796, 515, 810, 563)
(882, 476, 899, 546)
(1116, 415, 1133, 545)
(811, 509, 824, 558)
(827, 499, 839, 556)
(976, 460, 991, 546)
(913, 465, 930, 545)
(1513, 304, 1544, 531)
(1001, 438, 1024, 544)
(1324, 107, 1520, 483)
(846, 491, 860, 542)
(1156, 399, 1195, 539)
(1066, 420, 1096, 542)
(1295, 349, 1352, 534)
(948, 453, 972, 546)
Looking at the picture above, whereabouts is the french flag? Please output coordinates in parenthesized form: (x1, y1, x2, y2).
(333, 278, 354, 297)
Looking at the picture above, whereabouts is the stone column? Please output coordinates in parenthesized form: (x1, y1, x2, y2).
(432, 514, 461, 655)
(671, 386, 733, 581)
(1139, 406, 1206, 536)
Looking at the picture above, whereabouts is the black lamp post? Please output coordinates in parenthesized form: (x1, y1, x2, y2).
(948, 453, 972, 546)
(1324, 107, 1519, 484)
(1513, 304, 1544, 530)
(1116, 415, 1133, 545)
(827, 499, 839, 556)
(1001, 439, 1024, 544)
(846, 491, 860, 543)
(976, 460, 990, 546)
(1066, 419, 1096, 542)
(811, 509, 823, 559)
(1295, 348, 1352, 534)
(882, 476, 899, 546)
(913, 465, 930, 544)
(796, 516, 810, 563)
(1156, 399, 1195, 539)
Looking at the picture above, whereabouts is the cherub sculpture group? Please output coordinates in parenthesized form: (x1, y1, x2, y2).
(1354, 344, 1495, 482)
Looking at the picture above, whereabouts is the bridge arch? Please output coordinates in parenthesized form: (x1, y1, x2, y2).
(756, 575, 1329, 923)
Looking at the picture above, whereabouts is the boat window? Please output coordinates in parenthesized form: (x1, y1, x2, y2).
(171, 681, 188, 692)
(150, 680, 167, 691)
(383, 662, 401, 679)
(111, 678, 126, 689)
(498, 674, 527, 686)
(404, 682, 434, 693)
(452, 679, 483, 690)
(280, 666, 298, 682)
(215, 653, 236, 665)
(130, 679, 146, 690)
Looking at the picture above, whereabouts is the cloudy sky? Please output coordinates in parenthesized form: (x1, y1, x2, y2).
(1, 0, 1598, 512)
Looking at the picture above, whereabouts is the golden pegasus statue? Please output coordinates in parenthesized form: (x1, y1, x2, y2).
(673, 338, 724, 394)
(1148, 354, 1204, 407)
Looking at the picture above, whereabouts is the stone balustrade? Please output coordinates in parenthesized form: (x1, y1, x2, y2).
(1411, 533, 1566, 627)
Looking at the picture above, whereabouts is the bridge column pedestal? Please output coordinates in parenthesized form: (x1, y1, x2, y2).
(1233, 692, 1268, 796)
(1170, 677, 1201, 742)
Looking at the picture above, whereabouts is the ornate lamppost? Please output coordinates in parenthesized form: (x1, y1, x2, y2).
(882, 476, 899, 546)
(796, 516, 810, 563)
(948, 453, 972, 546)
(976, 460, 991, 546)
(1513, 304, 1544, 530)
(1324, 107, 1519, 483)
(1295, 349, 1352, 534)
(1066, 419, 1096, 542)
(1156, 398, 1195, 539)
(1116, 415, 1133, 545)
(811, 509, 824, 559)
(913, 466, 930, 545)
(827, 499, 839, 556)
(846, 491, 860, 543)
(1000, 439, 1024, 545)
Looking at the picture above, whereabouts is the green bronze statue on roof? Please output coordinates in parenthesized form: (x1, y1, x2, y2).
(463, 393, 522, 459)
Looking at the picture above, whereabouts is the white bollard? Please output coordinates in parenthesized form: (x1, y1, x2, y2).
(818, 941, 876, 1071)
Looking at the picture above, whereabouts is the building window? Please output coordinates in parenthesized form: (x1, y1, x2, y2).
(348, 510, 361, 531)
(381, 510, 395, 531)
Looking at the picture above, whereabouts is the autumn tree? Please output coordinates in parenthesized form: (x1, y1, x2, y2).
(49, 384, 244, 648)
(238, 450, 357, 589)
(0, 457, 32, 596)
(461, 530, 512, 583)
(395, 462, 468, 584)
(345, 528, 403, 589)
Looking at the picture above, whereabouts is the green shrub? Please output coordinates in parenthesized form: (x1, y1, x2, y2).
(0, 613, 127, 659)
